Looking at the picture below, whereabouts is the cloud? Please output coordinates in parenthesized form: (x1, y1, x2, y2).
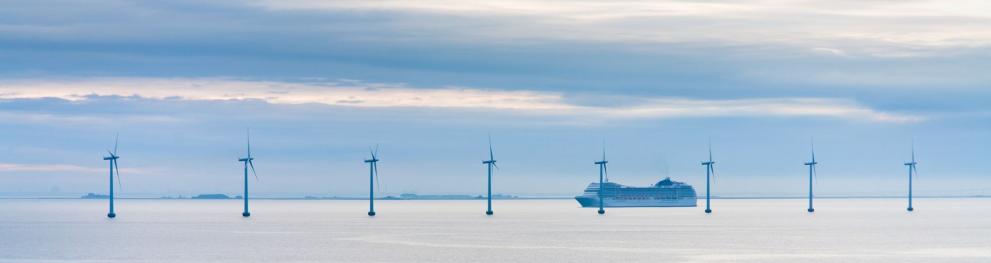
(0, 162, 145, 175)
(0, 111, 183, 126)
(606, 98, 918, 122)
(246, 0, 991, 57)
(811, 47, 848, 57)
(0, 163, 103, 173)
(4, 0, 988, 60)
(2, 0, 989, 94)
(0, 77, 921, 123)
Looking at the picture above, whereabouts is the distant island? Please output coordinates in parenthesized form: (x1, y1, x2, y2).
(192, 194, 232, 199)
(59, 194, 991, 201)
(300, 193, 520, 200)
(398, 193, 518, 200)
(82, 193, 522, 200)
(81, 193, 109, 199)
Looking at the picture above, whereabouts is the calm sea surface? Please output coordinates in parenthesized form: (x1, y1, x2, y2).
(1, 198, 989, 262)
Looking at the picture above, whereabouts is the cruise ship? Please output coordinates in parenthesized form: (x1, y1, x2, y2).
(575, 177, 697, 207)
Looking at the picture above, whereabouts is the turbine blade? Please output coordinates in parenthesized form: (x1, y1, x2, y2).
(373, 163, 380, 192)
(711, 164, 716, 181)
(493, 162, 500, 170)
(488, 136, 494, 162)
(707, 138, 713, 163)
(113, 133, 119, 156)
(911, 139, 916, 162)
(249, 160, 259, 181)
(114, 160, 122, 191)
(708, 146, 713, 163)
(809, 137, 816, 163)
(246, 129, 252, 158)
(603, 164, 609, 182)
(813, 165, 818, 186)
(912, 147, 916, 163)
(910, 142, 917, 180)
(374, 144, 379, 158)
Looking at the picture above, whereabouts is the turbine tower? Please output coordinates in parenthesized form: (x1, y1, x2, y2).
(905, 145, 918, 212)
(102, 134, 121, 218)
(804, 141, 818, 213)
(238, 130, 258, 217)
(701, 143, 715, 214)
(594, 148, 608, 215)
(483, 137, 498, 215)
(364, 146, 380, 216)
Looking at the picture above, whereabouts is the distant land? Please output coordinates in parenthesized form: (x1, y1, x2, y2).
(153, 193, 522, 200)
(31, 194, 989, 200)
(191, 194, 232, 199)
(80, 193, 109, 199)
(302, 193, 520, 200)
(69, 193, 523, 200)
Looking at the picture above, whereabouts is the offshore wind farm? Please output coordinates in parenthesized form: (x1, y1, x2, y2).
(3, 0, 991, 262)
(93, 134, 939, 218)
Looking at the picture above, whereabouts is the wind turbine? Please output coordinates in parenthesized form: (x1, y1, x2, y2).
(483, 137, 498, 215)
(238, 130, 258, 217)
(102, 134, 121, 218)
(804, 141, 818, 213)
(905, 144, 918, 212)
(594, 148, 608, 215)
(701, 143, 715, 214)
(364, 146, 380, 216)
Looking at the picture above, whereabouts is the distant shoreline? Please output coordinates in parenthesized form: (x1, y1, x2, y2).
(0, 195, 988, 200)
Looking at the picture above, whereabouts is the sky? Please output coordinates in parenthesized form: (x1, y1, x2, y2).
(0, 0, 989, 197)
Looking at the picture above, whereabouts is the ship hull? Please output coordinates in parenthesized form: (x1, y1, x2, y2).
(575, 196, 697, 207)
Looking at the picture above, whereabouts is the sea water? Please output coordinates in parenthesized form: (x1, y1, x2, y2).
(1, 198, 989, 262)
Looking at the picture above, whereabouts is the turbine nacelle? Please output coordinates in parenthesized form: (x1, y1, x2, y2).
(483, 160, 496, 164)
(904, 161, 917, 166)
(239, 157, 254, 162)
(701, 161, 714, 165)
(104, 148, 119, 160)
(366, 145, 380, 163)
(594, 160, 608, 165)
(804, 161, 818, 166)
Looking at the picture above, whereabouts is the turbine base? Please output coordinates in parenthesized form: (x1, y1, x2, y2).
(368, 211, 376, 216)
(807, 208, 815, 213)
(107, 213, 116, 218)
(242, 212, 251, 217)
(907, 207, 914, 212)
(597, 209, 605, 215)
(485, 210, 493, 215)
(705, 209, 712, 213)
